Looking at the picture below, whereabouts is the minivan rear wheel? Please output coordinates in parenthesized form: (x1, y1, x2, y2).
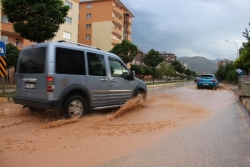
(62, 95, 87, 118)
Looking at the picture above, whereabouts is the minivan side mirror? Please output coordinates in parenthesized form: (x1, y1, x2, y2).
(130, 70, 135, 81)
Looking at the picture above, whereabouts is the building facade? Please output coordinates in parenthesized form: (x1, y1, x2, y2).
(179, 61, 188, 69)
(218, 59, 234, 68)
(53, 0, 79, 43)
(133, 51, 145, 65)
(0, 0, 79, 48)
(0, 11, 32, 49)
(132, 51, 178, 67)
(78, 0, 134, 51)
(160, 51, 177, 64)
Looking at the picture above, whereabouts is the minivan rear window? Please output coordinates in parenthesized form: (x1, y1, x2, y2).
(19, 47, 46, 73)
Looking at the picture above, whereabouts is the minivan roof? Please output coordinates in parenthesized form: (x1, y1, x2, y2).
(21, 41, 122, 61)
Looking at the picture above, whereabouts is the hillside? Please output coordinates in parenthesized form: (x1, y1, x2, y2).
(177, 56, 218, 74)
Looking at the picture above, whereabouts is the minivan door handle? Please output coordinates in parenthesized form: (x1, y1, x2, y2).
(100, 78, 108, 82)
(110, 79, 116, 82)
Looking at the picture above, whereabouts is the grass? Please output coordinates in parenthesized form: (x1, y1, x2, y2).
(146, 81, 182, 86)
(0, 92, 16, 97)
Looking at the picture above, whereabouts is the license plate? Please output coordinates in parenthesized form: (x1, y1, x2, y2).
(25, 83, 36, 89)
(203, 84, 209, 85)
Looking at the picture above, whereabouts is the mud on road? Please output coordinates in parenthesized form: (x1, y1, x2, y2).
(0, 87, 209, 167)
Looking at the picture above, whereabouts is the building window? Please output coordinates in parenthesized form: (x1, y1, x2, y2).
(86, 24, 91, 29)
(63, 32, 71, 40)
(65, 16, 72, 24)
(87, 3, 92, 8)
(86, 35, 90, 40)
(2, 15, 8, 23)
(1, 36, 8, 44)
(16, 39, 20, 46)
(86, 13, 91, 19)
(113, 35, 120, 40)
(65, 0, 72, 9)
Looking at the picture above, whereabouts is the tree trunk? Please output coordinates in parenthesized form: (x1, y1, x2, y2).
(153, 68, 155, 84)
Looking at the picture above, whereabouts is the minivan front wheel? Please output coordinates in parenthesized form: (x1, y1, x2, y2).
(63, 95, 87, 118)
(135, 90, 146, 102)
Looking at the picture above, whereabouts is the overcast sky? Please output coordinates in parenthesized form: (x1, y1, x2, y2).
(123, 0, 250, 61)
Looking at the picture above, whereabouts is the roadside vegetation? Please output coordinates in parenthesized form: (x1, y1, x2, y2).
(109, 40, 198, 83)
(215, 25, 250, 84)
(0, 92, 15, 98)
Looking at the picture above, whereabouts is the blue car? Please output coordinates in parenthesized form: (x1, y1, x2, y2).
(197, 74, 219, 90)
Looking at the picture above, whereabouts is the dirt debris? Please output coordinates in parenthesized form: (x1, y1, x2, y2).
(42, 117, 79, 129)
(108, 96, 145, 120)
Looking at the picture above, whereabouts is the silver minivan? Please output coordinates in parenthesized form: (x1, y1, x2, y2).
(13, 41, 147, 118)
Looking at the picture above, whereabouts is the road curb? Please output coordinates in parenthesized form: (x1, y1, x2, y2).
(241, 98, 250, 112)
(147, 82, 185, 88)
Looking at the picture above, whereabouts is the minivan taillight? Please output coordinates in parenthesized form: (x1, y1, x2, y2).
(211, 79, 216, 82)
(47, 76, 55, 93)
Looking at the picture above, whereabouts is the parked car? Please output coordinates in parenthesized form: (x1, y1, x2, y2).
(197, 74, 219, 90)
(13, 40, 147, 118)
(194, 77, 199, 82)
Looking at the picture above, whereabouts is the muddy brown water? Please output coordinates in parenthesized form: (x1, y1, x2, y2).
(0, 88, 209, 167)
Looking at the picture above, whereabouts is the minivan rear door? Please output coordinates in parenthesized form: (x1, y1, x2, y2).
(15, 47, 47, 100)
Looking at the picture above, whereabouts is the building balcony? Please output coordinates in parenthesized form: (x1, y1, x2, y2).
(1, 23, 15, 33)
(126, 27, 132, 34)
(129, 18, 132, 26)
(112, 39, 121, 45)
(112, 6, 122, 17)
(126, 36, 132, 42)
(112, 28, 122, 37)
(112, 17, 122, 27)
(124, 17, 132, 26)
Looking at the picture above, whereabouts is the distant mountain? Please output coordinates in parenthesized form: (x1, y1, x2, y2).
(177, 56, 218, 74)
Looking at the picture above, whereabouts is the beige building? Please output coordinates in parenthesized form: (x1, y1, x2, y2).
(78, 0, 134, 51)
(52, 0, 79, 42)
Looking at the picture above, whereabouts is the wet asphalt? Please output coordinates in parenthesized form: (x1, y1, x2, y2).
(98, 82, 250, 167)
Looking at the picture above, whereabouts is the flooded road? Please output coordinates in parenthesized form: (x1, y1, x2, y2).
(1, 83, 249, 167)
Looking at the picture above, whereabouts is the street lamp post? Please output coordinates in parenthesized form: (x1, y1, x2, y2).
(225, 40, 238, 59)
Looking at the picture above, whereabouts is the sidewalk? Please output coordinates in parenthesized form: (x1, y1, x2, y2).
(227, 84, 250, 114)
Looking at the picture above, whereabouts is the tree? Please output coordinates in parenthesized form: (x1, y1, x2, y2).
(130, 64, 144, 78)
(143, 49, 164, 83)
(242, 28, 250, 41)
(159, 62, 175, 79)
(235, 29, 250, 74)
(215, 63, 237, 84)
(5, 43, 19, 69)
(171, 60, 185, 74)
(109, 40, 138, 64)
(2, 0, 69, 43)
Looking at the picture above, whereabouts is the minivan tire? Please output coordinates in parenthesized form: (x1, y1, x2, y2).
(62, 95, 87, 118)
(135, 90, 146, 102)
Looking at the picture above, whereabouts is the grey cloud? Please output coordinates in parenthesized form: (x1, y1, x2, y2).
(123, 0, 250, 60)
